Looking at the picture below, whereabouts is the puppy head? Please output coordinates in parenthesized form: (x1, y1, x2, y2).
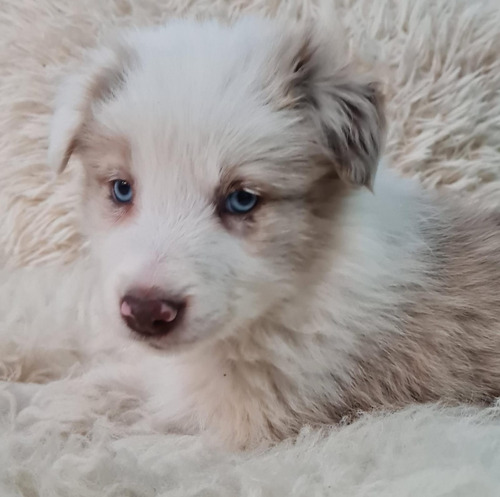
(49, 18, 385, 350)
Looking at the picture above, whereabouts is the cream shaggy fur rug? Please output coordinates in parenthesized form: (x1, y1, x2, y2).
(1, 0, 500, 495)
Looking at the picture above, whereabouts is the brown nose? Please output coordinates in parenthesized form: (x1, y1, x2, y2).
(120, 291, 185, 337)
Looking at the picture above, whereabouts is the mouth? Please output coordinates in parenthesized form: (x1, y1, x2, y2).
(123, 319, 202, 352)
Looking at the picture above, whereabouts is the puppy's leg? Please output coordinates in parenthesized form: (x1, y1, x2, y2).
(0, 260, 100, 383)
(0, 381, 42, 418)
(1, 363, 156, 438)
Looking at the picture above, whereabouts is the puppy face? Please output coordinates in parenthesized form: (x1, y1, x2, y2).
(49, 18, 384, 350)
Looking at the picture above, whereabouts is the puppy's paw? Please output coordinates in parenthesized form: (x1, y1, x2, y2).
(0, 381, 41, 421)
(12, 369, 152, 438)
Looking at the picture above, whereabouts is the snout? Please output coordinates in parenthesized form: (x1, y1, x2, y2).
(120, 288, 186, 337)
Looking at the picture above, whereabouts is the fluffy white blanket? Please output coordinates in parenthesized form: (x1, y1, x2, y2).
(1, 0, 500, 495)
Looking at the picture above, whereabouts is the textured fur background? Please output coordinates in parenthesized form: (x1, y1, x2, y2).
(1, 0, 500, 495)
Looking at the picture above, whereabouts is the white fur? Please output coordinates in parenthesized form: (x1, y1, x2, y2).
(2, 398, 500, 496)
(0, 17, 437, 449)
(1, 0, 500, 493)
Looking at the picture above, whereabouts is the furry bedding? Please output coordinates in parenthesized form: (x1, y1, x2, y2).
(1, 0, 500, 495)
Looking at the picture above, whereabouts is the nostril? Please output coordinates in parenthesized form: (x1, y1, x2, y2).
(158, 302, 178, 323)
(120, 300, 133, 318)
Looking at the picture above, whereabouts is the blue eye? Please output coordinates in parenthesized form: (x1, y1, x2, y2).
(224, 189, 259, 214)
(112, 180, 133, 204)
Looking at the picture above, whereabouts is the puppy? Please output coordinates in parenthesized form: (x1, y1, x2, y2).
(2, 16, 500, 449)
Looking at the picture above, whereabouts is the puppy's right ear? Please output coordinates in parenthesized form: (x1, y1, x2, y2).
(48, 44, 133, 173)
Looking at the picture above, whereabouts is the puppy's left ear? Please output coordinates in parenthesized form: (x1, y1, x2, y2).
(273, 23, 386, 189)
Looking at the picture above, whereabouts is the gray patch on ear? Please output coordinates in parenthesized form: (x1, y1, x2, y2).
(322, 81, 385, 188)
(287, 38, 320, 108)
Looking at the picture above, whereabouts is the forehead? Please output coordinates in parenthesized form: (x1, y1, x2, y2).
(91, 20, 313, 193)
